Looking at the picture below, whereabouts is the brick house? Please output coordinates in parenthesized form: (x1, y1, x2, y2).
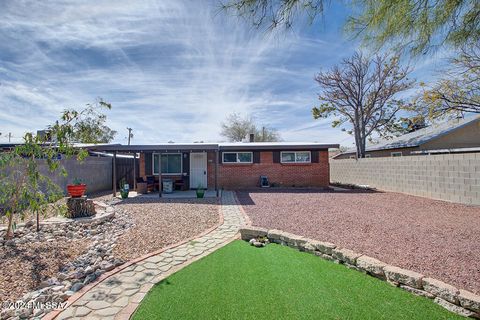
(89, 142, 338, 192)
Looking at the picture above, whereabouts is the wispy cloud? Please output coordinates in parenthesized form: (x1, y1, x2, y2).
(0, 0, 443, 146)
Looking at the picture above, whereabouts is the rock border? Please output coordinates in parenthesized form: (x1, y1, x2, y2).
(240, 227, 480, 319)
(42, 198, 225, 320)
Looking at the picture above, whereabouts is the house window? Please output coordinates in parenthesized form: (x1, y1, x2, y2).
(391, 152, 402, 157)
(365, 154, 371, 158)
(153, 153, 182, 175)
(222, 152, 253, 163)
(281, 151, 311, 163)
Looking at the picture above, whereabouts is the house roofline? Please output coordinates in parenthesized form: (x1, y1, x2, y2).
(86, 142, 339, 153)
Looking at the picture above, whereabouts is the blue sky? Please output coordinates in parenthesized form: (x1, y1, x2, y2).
(0, 0, 451, 147)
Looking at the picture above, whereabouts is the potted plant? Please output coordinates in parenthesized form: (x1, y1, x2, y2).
(196, 184, 205, 198)
(67, 178, 87, 198)
(119, 178, 129, 199)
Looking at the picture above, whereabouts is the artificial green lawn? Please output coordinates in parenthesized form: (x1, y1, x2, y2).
(133, 240, 461, 320)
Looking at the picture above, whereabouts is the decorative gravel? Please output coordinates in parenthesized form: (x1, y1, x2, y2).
(237, 189, 480, 294)
(112, 197, 220, 261)
(0, 239, 89, 303)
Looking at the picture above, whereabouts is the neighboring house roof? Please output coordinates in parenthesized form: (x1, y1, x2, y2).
(86, 142, 339, 153)
(339, 115, 480, 155)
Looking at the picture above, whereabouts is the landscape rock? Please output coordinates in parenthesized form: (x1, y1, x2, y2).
(283, 233, 307, 248)
(266, 229, 288, 243)
(356, 255, 387, 278)
(239, 227, 268, 240)
(384, 265, 424, 289)
(434, 297, 476, 318)
(332, 248, 362, 265)
(70, 282, 84, 292)
(301, 241, 316, 253)
(312, 240, 336, 255)
(253, 241, 264, 248)
(399, 285, 435, 299)
(423, 277, 459, 304)
(458, 289, 480, 313)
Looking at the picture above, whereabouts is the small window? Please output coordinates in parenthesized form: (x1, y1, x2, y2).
(281, 151, 311, 163)
(222, 152, 252, 163)
(391, 152, 402, 157)
(349, 155, 356, 159)
(364, 154, 371, 158)
(153, 153, 182, 174)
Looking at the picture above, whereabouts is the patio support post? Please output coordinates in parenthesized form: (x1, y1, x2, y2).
(133, 152, 136, 190)
(113, 151, 117, 197)
(158, 152, 162, 198)
(215, 150, 219, 197)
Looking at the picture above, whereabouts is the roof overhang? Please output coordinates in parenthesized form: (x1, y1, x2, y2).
(85, 142, 340, 153)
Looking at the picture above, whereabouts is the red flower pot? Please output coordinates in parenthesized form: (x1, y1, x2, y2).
(67, 184, 87, 198)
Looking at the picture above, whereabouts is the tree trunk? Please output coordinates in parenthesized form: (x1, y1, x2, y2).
(66, 197, 96, 218)
(5, 211, 14, 240)
(36, 209, 40, 232)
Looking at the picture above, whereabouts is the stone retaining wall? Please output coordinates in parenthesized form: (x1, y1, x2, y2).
(240, 227, 480, 318)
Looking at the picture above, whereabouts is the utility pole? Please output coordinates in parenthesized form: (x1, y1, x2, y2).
(126, 128, 133, 145)
(7, 133, 12, 143)
(262, 127, 265, 141)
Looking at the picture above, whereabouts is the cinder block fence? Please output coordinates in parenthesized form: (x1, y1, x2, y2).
(330, 153, 480, 205)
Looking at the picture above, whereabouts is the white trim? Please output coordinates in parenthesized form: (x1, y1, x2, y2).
(280, 151, 311, 163)
(222, 151, 253, 164)
(152, 153, 183, 175)
(391, 151, 402, 157)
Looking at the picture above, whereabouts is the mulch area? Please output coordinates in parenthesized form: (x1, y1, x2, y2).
(0, 239, 90, 303)
(237, 189, 480, 294)
(112, 197, 220, 261)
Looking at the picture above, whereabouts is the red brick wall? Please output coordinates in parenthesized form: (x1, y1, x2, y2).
(138, 150, 330, 190)
(218, 151, 330, 189)
(207, 151, 216, 189)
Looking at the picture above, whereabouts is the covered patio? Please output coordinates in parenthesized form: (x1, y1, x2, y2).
(87, 143, 220, 198)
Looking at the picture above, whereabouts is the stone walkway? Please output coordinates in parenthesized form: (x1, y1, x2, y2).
(53, 191, 245, 320)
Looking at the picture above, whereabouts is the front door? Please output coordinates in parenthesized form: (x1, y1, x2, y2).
(189, 152, 207, 189)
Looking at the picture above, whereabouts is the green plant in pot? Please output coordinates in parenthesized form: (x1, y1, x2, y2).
(196, 184, 205, 198)
(119, 178, 129, 199)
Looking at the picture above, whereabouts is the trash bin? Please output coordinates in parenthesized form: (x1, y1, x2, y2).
(163, 179, 173, 194)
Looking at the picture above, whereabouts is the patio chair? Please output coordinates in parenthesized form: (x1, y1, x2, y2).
(145, 176, 156, 192)
(175, 176, 187, 191)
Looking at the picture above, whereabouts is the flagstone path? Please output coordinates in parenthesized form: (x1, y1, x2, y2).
(52, 191, 245, 320)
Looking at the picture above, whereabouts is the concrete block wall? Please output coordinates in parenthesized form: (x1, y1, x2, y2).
(330, 153, 480, 205)
(37, 156, 112, 194)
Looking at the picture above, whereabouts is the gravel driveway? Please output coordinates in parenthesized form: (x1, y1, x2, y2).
(112, 197, 220, 261)
(237, 189, 480, 294)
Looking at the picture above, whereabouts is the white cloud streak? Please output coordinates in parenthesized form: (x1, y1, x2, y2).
(0, 0, 443, 146)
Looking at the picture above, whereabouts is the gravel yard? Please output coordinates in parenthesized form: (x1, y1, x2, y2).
(0, 239, 90, 303)
(237, 189, 480, 294)
(112, 197, 220, 261)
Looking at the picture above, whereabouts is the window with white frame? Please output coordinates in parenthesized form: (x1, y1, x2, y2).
(365, 154, 371, 158)
(391, 152, 402, 157)
(281, 151, 311, 163)
(153, 153, 182, 175)
(222, 152, 253, 163)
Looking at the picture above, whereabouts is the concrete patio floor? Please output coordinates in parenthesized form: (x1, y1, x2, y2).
(118, 190, 219, 199)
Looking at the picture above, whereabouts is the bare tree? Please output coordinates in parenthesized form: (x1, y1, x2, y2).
(312, 52, 414, 158)
(220, 112, 281, 142)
